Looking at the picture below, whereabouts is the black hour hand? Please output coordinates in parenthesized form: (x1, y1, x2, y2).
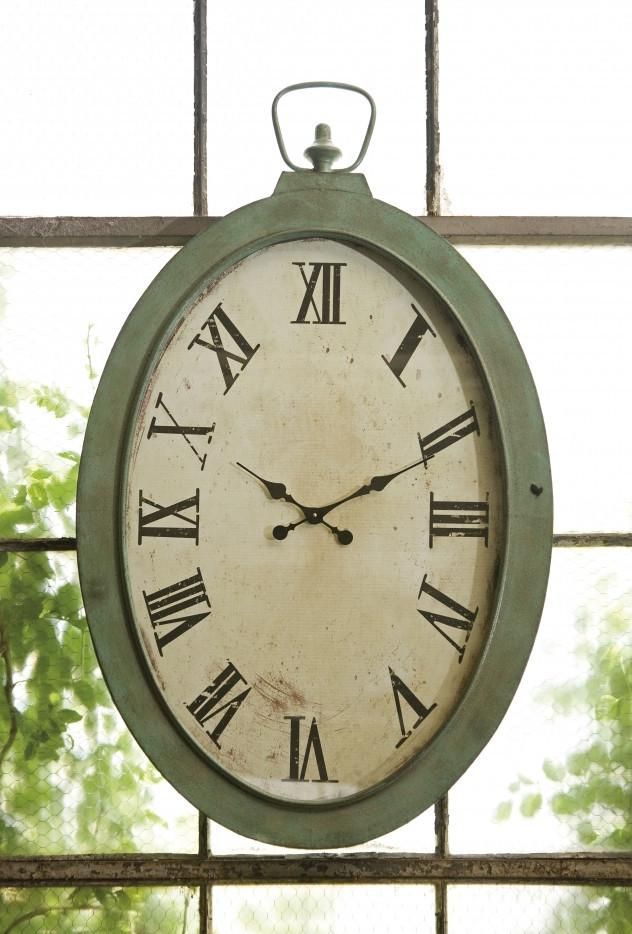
(236, 462, 302, 509)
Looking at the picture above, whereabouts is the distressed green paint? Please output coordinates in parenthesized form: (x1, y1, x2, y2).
(77, 171, 552, 849)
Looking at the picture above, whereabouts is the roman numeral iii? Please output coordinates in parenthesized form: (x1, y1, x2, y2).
(292, 261, 346, 324)
(283, 716, 338, 783)
(137, 490, 200, 544)
(186, 661, 251, 748)
(188, 303, 260, 394)
(143, 567, 211, 655)
(382, 303, 436, 387)
(417, 574, 478, 663)
(429, 493, 489, 547)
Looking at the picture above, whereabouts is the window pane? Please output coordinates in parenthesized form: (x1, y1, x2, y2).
(0, 887, 199, 933)
(439, 0, 632, 214)
(0, 553, 198, 854)
(206, 0, 426, 215)
(449, 547, 632, 854)
(213, 885, 435, 933)
(456, 245, 632, 533)
(0, 247, 178, 536)
(0, 1, 192, 214)
(449, 886, 632, 934)
(210, 807, 435, 855)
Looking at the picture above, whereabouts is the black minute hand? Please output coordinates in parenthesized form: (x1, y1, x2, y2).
(313, 456, 426, 520)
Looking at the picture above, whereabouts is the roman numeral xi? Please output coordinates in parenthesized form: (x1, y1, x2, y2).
(188, 303, 260, 394)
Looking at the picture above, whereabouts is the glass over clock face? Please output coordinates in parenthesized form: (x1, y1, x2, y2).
(122, 237, 504, 805)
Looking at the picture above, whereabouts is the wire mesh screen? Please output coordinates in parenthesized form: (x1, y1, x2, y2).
(0, 886, 199, 933)
(212, 885, 436, 934)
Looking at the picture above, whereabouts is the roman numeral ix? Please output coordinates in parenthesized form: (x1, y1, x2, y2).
(417, 574, 478, 663)
(137, 489, 200, 545)
(188, 303, 260, 394)
(292, 262, 346, 324)
(147, 392, 215, 470)
(143, 567, 211, 655)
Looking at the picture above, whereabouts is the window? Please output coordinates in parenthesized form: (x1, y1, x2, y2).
(1, 2, 630, 931)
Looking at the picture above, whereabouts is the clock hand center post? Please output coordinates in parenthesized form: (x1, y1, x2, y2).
(237, 454, 427, 546)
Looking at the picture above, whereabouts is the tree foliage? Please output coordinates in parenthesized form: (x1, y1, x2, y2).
(0, 370, 193, 932)
(496, 593, 632, 932)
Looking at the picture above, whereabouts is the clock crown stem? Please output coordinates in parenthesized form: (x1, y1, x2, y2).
(304, 123, 342, 173)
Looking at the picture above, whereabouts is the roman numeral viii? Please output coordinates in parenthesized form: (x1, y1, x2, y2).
(429, 493, 489, 547)
(137, 490, 200, 545)
(292, 262, 346, 324)
(417, 574, 478, 663)
(187, 661, 251, 748)
(143, 567, 210, 655)
(389, 668, 437, 748)
(283, 716, 338, 783)
(382, 303, 436, 387)
(188, 303, 260, 394)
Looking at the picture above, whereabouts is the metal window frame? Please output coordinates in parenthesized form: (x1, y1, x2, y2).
(1, 1, 631, 932)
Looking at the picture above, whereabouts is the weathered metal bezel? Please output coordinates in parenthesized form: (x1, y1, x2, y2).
(77, 172, 552, 849)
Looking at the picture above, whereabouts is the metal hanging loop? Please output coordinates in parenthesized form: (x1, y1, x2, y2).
(272, 81, 376, 174)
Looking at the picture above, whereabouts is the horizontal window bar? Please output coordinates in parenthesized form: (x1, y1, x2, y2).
(2, 534, 631, 553)
(1, 853, 631, 887)
(2, 217, 632, 247)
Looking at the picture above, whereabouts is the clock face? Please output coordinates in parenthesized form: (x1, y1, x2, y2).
(121, 237, 504, 805)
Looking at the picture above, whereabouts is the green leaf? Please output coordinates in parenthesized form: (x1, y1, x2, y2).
(494, 800, 512, 821)
(519, 792, 542, 818)
(551, 792, 577, 816)
(542, 759, 565, 782)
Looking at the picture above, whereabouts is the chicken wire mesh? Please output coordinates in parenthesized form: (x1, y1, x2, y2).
(0, 886, 199, 934)
(212, 884, 436, 934)
(449, 547, 632, 855)
(0, 552, 197, 856)
(448, 884, 632, 934)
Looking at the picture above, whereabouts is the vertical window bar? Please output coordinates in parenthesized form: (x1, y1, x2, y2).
(425, 0, 441, 216)
(193, 0, 208, 215)
(434, 794, 449, 934)
(198, 812, 211, 934)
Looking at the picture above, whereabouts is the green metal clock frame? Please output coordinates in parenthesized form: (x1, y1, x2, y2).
(77, 169, 552, 849)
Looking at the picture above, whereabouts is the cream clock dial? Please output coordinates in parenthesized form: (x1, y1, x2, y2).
(122, 237, 503, 804)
